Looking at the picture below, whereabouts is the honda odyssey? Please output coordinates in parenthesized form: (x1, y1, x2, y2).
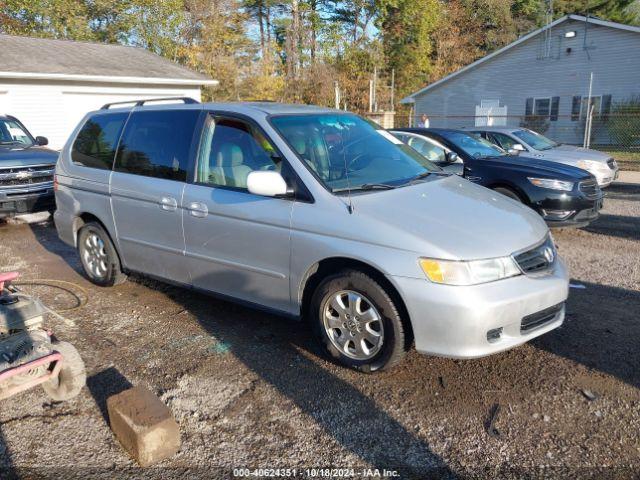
(54, 99, 569, 372)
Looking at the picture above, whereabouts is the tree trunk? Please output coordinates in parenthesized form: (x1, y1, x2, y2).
(310, 0, 317, 63)
(258, 2, 265, 56)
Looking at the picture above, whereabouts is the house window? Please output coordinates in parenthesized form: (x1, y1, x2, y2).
(525, 96, 559, 121)
(580, 96, 601, 119)
(534, 98, 551, 116)
(572, 95, 612, 121)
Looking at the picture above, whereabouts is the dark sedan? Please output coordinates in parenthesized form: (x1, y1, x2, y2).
(0, 115, 57, 219)
(391, 128, 604, 228)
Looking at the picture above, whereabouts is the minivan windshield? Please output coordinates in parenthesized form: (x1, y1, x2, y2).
(513, 129, 558, 150)
(438, 131, 506, 159)
(271, 113, 441, 192)
(0, 119, 34, 147)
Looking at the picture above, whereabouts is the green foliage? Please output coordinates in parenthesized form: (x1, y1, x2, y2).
(552, 0, 639, 24)
(0, 0, 95, 39)
(375, 0, 440, 97)
(607, 96, 640, 147)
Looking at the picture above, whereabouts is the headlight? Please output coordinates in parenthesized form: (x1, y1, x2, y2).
(576, 160, 608, 172)
(527, 177, 574, 191)
(419, 256, 521, 286)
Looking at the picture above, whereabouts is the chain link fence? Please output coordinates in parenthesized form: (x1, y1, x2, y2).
(391, 113, 640, 170)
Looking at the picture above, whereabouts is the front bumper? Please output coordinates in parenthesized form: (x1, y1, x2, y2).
(0, 184, 55, 217)
(390, 258, 569, 358)
(533, 191, 604, 228)
(592, 167, 619, 188)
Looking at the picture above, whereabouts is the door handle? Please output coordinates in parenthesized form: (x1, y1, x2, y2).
(160, 196, 178, 211)
(188, 202, 208, 218)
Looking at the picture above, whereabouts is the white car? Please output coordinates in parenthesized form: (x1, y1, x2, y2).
(466, 126, 619, 188)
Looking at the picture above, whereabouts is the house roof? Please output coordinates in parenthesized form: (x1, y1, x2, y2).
(401, 14, 640, 104)
(0, 34, 218, 86)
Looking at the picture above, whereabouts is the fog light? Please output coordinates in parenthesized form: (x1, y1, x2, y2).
(542, 209, 574, 220)
(487, 327, 503, 343)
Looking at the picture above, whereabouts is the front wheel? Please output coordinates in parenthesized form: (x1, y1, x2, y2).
(310, 270, 409, 373)
(493, 187, 522, 202)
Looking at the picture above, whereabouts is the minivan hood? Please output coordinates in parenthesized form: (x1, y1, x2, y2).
(0, 146, 59, 167)
(544, 145, 611, 163)
(349, 175, 548, 260)
(482, 155, 591, 180)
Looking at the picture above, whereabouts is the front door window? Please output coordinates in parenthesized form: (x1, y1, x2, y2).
(197, 116, 281, 190)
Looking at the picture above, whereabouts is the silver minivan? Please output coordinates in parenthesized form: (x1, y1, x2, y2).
(54, 99, 569, 372)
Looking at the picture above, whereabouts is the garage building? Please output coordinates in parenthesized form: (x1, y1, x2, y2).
(0, 35, 218, 149)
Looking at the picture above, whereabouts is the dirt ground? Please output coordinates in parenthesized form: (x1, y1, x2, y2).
(0, 181, 639, 479)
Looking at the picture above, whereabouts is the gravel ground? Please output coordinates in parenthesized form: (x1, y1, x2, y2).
(0, 181, 639, 480)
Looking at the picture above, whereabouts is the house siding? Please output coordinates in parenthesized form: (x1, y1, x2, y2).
(412, 19, 640, 144)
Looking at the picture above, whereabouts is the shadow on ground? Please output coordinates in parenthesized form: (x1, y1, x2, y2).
(583, 213, 640, 241)
(156, 270, 456, 479)
(533, 280, 640, 389)
(604, 182, 640, 202)
(86, 367, 134, 425)
(0, 428, 16, 480)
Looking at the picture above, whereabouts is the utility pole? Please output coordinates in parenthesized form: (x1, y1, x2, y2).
(583, 72, 593, 147)
(372, 66, 378, 112)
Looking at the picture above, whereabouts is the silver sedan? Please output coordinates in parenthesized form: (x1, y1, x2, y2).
(465, 126, 619, 187)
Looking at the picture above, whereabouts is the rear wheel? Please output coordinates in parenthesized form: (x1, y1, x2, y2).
(493, 187, 522, 202)
(42, 341, 86, 402)
(310, 269, 409, 373)
(78, 222, 127, 287)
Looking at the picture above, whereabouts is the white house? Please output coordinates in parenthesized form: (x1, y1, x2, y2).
(0, 35, 218, 149)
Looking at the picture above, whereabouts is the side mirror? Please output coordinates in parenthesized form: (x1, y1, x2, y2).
(445, 151, 458, 163)
(247, 171, 290, 197)
(35, 136, 48, 146)
(510, 143, 525, 152)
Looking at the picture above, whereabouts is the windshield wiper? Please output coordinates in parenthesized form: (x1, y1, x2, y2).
(407, 171, 450, 182)
(0, 141, 21, 145)
(333, 183, 396, 193)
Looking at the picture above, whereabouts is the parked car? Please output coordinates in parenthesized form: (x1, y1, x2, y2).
(55, 99, 569, 372)
(463, 126, 619, 188)
(0, 115, 56, 219)
(391, 128, 603, 228)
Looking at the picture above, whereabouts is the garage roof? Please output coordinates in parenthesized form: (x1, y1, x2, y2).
(0, 34, 218, 86)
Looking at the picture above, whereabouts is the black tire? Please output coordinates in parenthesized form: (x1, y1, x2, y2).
(310, 269, 409, 373)
(42, 341, 86, 402)
(78, 221, 127, 287)
(493, 187, 522, 202)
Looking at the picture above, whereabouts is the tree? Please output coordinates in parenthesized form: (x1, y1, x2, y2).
(0, 0, 95, 39)
(552, 0, 640, 24)
(376, 0, 440, 98)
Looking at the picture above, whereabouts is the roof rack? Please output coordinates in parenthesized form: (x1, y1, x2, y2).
(101, 97, 199, 110)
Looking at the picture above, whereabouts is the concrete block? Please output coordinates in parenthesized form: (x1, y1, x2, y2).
(107, 386, 180, 466)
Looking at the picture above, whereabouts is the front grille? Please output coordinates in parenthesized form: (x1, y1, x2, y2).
(607, 159, 617, 170)
(521, 303, 564, 333)
(0, 165, 54, 188)
(513, 236, 556, 275)
(579, 179, 600, 199)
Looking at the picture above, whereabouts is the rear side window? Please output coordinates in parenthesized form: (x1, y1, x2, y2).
(71, 113, 128, 170)
(114, 110, 199, 181)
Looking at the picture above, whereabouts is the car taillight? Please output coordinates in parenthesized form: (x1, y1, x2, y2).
(53, 174, 58, 191)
